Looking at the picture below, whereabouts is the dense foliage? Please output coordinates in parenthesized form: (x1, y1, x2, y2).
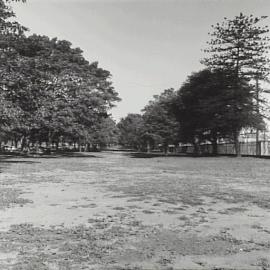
(202, 13, 270, 155)
(142, 89, 179, 152)
(117, 114, 145, 150)
(119, 14, 270, 155)
(173, 69, 261, 154)
(118, 90, 180, 153)
(0, 1, 120, 151)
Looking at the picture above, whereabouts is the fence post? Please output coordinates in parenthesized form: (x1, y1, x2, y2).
(256, 140, 260, 156)
(240, 142, 242, 156)
(257, 141, 261, 156)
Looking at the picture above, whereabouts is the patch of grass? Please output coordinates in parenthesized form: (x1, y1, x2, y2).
(178, 215, 189, 221)
(0, 188, 32, 209)
(142, 209, 155, 214)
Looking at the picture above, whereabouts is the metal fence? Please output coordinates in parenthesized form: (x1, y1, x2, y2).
(178, 141, 270, 157)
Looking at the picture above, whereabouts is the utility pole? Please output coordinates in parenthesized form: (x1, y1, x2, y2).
(255, 77, 260, 156)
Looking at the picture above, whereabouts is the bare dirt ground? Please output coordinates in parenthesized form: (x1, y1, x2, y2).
(0, 151, 270, 270)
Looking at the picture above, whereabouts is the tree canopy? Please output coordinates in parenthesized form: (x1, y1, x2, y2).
(202, 13, 270, 155)
(173, 69, 261, 154)
(143, 88, 179, 152)
(0, 1, 120, 151)
(117, 114, 145, 150)
(202, 13, 270, 79)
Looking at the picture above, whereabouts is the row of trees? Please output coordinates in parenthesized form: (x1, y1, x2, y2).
(118, 14, 270, 156)
(0, 0, 120, 151)
(1, 3, 269, 156)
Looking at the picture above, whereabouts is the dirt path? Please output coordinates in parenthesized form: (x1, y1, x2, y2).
(0, 152, 270, 269)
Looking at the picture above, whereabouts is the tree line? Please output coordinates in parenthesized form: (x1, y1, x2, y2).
(1, 2, 269, 156)
(117, 13, 270, 156)
(0, 0, 120, 152)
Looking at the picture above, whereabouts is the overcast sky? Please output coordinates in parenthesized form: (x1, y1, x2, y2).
(11, 0, 270, 121)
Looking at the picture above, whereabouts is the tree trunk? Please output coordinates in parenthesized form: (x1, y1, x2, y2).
(78, 140, 82, 152)
(48, 130, 53, 149)
(83, 140, 87, 152)
(146, 141, 150, 153)
(21, 136, 26, 151)
(233, 47, 241, 158)
(212, 140, 218, 155)
(234, 131, 241, 157)
(85, 143, 90, 152)
(193, 142, 199, 155)
(164, 143, 169, 156)
(21, 136, 30, 153)
(211, 133, 218, 155)
(35, 142, 39, 152)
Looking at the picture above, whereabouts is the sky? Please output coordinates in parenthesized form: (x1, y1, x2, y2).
(11, 0, 270, 121)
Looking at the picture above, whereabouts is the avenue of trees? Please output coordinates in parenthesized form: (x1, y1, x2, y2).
(0, 0, 120, 151)
(1, 2, 270, 156)
(118, 14, 270, 156)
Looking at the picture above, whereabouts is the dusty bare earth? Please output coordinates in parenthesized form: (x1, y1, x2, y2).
(0, 151, 270, 270)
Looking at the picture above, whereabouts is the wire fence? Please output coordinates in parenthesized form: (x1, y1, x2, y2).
(178, 141, 270, 157)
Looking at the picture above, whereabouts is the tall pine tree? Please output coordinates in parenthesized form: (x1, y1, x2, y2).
(202, 13, 270, 156)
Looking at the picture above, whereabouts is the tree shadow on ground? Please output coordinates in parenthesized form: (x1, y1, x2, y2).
(0, 156, 40, 173)
(125, 152, 181, 159)
(38, 152, 101, 159)
(0, 155, 40, 164)
(125, 152, 222, 159)
(0, 152, 101, 159)
(0, 152, 101, 173)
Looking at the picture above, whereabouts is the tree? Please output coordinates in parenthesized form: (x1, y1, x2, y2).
(173, 69, 260, 155)
(0, 0, 121, 152)
(202, 13, 270, 156)
(23, 36, 119, 149)
(142, 89, 180, 153)
(0, 33, 120, 150)
(91, 117, 119, 149)
(0, 0, 27, 145)
(117, 114, 145, 150)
